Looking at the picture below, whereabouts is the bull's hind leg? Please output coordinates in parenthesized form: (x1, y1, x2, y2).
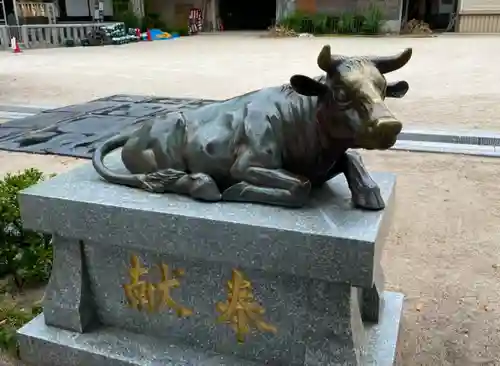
(122, 120, 158, 174)
(141, 169, 221, 201)
(131, 113, 222, 201)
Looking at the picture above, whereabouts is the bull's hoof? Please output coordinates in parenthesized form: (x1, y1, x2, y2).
(292, 179, 312, 196)
(221, 182, 253, 201)
(352, 186, 385, 211)
(189, 173, 222, 202)
(190, 185, 221, 202)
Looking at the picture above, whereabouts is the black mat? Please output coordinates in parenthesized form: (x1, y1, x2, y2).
(0, 95, 217, 158)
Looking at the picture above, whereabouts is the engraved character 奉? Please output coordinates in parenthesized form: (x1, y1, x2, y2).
(216, 269, 277, 343)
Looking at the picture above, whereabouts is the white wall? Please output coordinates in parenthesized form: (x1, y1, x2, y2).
(65, 0, 113, 17)
(459, 0, 500, 12)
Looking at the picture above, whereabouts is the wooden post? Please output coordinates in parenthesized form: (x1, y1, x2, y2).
(210, 0, 216, 31)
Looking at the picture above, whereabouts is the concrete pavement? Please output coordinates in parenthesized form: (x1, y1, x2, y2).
(0, 33, 499, 130)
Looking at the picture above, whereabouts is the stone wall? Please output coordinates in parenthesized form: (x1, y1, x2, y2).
(296, 0, 317, 13)
(361, 0, 402, 20)
(315, 0, 402, 20)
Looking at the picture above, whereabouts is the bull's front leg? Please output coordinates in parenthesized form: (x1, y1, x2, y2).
(341, 151, 385, 210)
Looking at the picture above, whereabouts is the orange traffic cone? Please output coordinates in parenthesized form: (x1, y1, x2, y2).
(11, 37, 21, 53)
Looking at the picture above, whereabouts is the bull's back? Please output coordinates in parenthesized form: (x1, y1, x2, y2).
(182, 87, 289, 179)
(183, 104, 247, 181)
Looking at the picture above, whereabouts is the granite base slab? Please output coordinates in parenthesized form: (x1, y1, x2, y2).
(18, 292, 403, 366)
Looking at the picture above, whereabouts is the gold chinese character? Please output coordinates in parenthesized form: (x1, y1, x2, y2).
(122, 255, 192, 317)
(155, 264, 193, 317)
(123, 255, 156, 312)
(216, 269, 277, 343)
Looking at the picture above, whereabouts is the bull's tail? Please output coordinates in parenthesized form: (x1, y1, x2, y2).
(92, 134, 146, 189)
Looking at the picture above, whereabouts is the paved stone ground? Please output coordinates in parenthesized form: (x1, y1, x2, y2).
(1, 34, 500, 365)
(0, 33, 500, 130)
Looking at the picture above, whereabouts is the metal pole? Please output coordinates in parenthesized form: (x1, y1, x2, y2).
(13, 0, 20, 25)
(1, 0, 7, 24)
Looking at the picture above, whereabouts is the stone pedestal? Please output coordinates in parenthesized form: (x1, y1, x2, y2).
(17, 153, 403, 366)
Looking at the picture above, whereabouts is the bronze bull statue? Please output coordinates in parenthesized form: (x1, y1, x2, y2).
(93, 45, 412, 209)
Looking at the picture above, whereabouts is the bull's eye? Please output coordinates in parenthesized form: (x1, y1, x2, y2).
(333, 88, 350, 105)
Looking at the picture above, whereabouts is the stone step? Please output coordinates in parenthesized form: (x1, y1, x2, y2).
(0, 103, 59, 114)
(0, 111, 36, 120)
(393, 140, 500, 157)
(399, 127, 500, 147)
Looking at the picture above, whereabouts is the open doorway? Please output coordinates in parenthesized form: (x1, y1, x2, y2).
(403, 0, 457, 31)
(219, 0, 276, 30)
(1, 0, 15, 25)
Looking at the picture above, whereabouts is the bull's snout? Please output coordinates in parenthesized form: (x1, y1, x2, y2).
(359, 102, 402, 150)
(373, 119, 402, 149)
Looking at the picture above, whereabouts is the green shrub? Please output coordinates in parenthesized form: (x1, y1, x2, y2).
(176, 26, 190, 36)
(141, 13, 168, 32)
(0, 168, 53, 288)
(306, 13, 326, 34)
(353, 14, 367, 32)
(115, 10, 141, 29)
(0, 298, 42, 356)
(338, 12, 357, 34)
(279, 11, 308, 33)
(361, 4, 384, 34)
(112, 0, 129, 15)
(279, 5, 384, 35)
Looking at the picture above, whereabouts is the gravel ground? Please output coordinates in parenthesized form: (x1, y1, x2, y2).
(0, 33, 500, 130)
(1, 33, 500, 366)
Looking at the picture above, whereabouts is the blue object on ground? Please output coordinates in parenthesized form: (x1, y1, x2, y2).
(149, 29, 179, 41)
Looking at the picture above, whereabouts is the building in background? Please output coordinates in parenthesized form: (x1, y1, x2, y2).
(2, 0, 500, 37)
(456, 0, 500, 32)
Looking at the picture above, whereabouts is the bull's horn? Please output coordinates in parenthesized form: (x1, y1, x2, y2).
(370, 48, 413, 74)
(317, 45, 332, 72)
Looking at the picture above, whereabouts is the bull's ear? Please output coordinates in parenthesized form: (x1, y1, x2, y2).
(290, 75, 329, 97)
(386, 81, 409, 98)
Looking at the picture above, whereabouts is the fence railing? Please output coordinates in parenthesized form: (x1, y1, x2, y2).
(0, 23, 123, 50)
